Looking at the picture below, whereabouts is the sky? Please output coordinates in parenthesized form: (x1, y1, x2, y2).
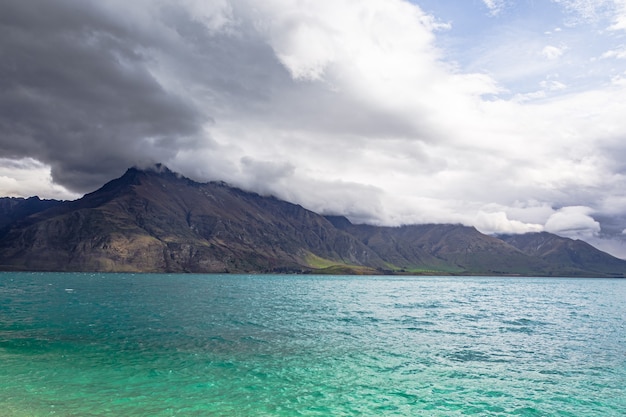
(2, 0, 626, 258)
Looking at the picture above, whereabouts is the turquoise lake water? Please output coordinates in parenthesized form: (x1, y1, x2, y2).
(0, 273, 624, 416)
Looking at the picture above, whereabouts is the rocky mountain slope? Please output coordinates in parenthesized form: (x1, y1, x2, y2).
(0, 196, 62, 230)
(0, 166, 624, 276)
(499, 232, 626, 278)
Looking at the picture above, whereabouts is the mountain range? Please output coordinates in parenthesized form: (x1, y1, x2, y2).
(0, 165, 624, 277)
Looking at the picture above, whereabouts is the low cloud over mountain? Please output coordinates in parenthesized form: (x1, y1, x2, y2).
(1, 166, 624, 277)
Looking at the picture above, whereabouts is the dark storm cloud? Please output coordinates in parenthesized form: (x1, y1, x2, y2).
(0, 0, 204, 192)
(0, 0, 442, 194)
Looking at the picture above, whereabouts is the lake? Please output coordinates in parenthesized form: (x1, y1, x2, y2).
(0, 273, 624, 416)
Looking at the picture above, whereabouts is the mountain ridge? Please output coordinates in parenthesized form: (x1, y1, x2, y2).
(0, 166, 624, 277)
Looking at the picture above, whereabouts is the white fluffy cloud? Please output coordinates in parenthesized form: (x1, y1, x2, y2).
(482, 0, 506, 15)
(545, 206, 601, 239)
(475, 211, 544, 235)
(542, 45, 565, 60)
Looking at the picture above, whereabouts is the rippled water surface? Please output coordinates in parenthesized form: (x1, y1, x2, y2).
(0, 273, 624, 416)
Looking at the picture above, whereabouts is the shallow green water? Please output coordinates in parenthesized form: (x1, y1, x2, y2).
(0, 273, 624, 416)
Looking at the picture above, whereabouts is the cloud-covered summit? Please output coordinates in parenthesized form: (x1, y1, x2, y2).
(1, 0, 626, 258)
